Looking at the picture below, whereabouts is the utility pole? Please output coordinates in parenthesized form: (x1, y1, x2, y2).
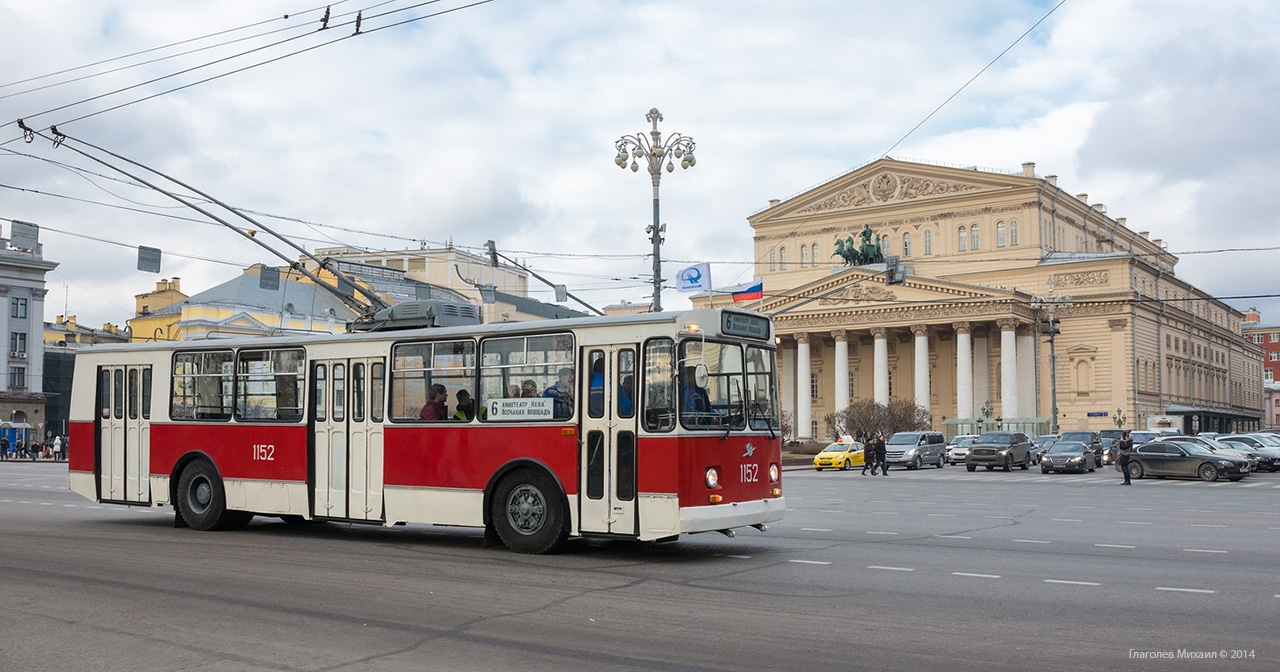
(1032, 278, 1072, 435)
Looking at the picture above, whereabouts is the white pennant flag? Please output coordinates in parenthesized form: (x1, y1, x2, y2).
(675, 263, 712, 292)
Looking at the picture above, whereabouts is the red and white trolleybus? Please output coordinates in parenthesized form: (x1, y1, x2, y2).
(67, 305, 784, 553)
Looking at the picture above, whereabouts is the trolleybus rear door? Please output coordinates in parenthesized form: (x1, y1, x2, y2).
(311, 358, 385, 521)
(578, 346, 638, 536)
(97, 365, 152, 503)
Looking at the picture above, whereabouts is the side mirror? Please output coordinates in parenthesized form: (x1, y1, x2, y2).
(694, 363, 709, 389)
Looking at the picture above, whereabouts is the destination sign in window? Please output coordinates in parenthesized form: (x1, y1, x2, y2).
(722, 312, 770, 341)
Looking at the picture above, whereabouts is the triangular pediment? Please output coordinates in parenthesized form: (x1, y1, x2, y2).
(762, 266, 1023, 316)
(752, 158, 1039, 223)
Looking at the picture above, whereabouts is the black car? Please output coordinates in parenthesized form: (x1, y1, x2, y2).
(1040, 441, 1096, 474)
(1217, 436, 1280, 472)
(965, 431, 1034, 472)
(1058, 431, 1104, 467)
(1129, 440, 1249, 482)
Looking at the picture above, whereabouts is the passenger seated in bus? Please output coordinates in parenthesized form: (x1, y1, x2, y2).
(681, 367, 714, 421)
(418, 383, 449, 421)
(521, 379, 539, 398)
(588, 358, 604, 416)
(454, 389, 485, 421)
(507, 384, 521, 399)
(619, 374, 634, 417)
(542, 367, 575, 419)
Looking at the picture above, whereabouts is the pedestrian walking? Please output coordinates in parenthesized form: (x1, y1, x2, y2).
(1117, 430, 1133, 485)
(874, 433, 888, 476)
(53, 435, 63, 461)
(860, 437, 876, 475)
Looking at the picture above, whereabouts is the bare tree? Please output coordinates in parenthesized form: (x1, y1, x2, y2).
(885, 399, 932, 434)
(780, 411, 794, 444)
(825, 398, 931, 440)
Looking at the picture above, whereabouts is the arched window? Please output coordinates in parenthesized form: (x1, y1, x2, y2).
(970, 225, 980, 250)
(1076, 359, 1093, 392)
(800, 245, 808, 268)
(811, 243, 819, 266)
(881, 236, 890, 256)
(768, 248, 776, 271)
(1009, 219, 1019, 246)
(779, 247, 787, 270)
(903, 232, 912, 257)
(923, 229, 933, 255)
(958, 226, 967, 251)
(997, 221, 1006, 247)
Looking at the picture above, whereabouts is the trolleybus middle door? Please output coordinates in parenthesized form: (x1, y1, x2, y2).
(312, 358, 385, 521)
(579, 346, 638, 536)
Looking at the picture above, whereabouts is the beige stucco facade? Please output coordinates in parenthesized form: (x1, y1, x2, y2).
(698, 158, 1264, 439)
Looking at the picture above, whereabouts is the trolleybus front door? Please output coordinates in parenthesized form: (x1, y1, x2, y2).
(311, 358, 385, 521)
(97, 365, 152, 504)
(579, 346, 638, 536)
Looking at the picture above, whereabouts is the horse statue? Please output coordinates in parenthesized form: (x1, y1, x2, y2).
(833, 225, 884, 266)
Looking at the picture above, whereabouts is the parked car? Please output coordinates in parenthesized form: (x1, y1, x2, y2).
(1217, 436, 1280, 472)
(884, 430, 947, 470)
(1040, 441, 1096, 474)
(812, 438, 865, 471)
(965, 431, 1034, 472)
(1057, 431, 1104, 466)
(1128, 430, 1161, 445)
(945, 434, 979, 465)
(1128, 440, 1249, 482)
(1152, 435, 1258, 472)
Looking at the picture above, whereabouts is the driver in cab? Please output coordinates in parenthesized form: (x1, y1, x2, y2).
(681, 366, 716, 425)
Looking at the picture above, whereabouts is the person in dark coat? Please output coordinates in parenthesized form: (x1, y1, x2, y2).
(1117, 430, 1133, 485)
(860, 434, 876, 475)
(874, 433, 888, 476)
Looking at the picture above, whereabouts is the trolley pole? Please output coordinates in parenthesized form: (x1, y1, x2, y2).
(613, 108, 697, 312)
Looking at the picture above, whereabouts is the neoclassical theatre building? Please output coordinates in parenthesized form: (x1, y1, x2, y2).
(710, 158, 1264, 440)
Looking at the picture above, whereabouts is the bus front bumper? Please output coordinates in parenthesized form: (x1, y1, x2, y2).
(680, 496, 786, 535)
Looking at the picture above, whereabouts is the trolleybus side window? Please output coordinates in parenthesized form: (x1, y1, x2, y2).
(171, 351, 233, 421)
(141, 368, 152, 420)
(642, 338, 675, 432)
(235, 348, 305, 422)
(113, 369, 124, 419)
(128, 369, 139, 420)
(478, 333, 574, 422)
(587, 350, 605, 419)
(390, 340, 476, 422)
(370, 362, 385, 422)
(745, 345, 780, 431)
(679, 340, 746, 430)
(99, 369, 111, 419)
(352, 362, 366, 423)
(618, 349, 635, 419)
(313, 364, 327, 422)
(333, 364, 346, 422)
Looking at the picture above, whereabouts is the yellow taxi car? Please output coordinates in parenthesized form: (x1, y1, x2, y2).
(813, 437, 866, 471)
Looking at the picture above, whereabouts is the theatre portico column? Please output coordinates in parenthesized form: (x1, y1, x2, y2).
(796, 332, 812, 440)
(871, 327, 889, 405)
(1017, 325, 1035, 418)
(911, 324, 930, 415)
(998, 319, 1019, 420)
(954, 322, 973, 419)
(833, 329, 850, 412)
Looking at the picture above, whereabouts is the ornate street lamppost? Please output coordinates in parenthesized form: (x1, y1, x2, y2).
(613, 108, 696, 312)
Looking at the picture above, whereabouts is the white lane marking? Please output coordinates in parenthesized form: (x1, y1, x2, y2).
(789, 559, 832, 565)
(1270, 527, 1280, 531)
(872, 511, 900, 515)
(927, 513, 956, 517)
(800, 528, 832, 532)
(18, 501, 31, 504)
(1190, 524, 1226, 528)
(819, 509, 846, 513)
(1125, 507, 1153, 511)
(38, 502, 53, 506)
(1116, 521, 1152, 525)
(0, 499, 9, 502)
(952, 572, 1001, 579)
(1012, 539, 1050, 544)
(988, 516, 1015, 520)
(865, 531, 899, 535)
(1068, 505, 1095, 509)
(726, 554, 751, 559)
(1242, 482, 1267, 488)
(1183, 548, 1228, 554)
(1051, 519, 1083, 522)
(936, 535, 971, 539)
(62, 504, 77, 507)
(1095, 543, 1136, 549)
(87, 506, 101, 509)
(1156, 587, 1215, 594)
(1044, 579, 1100, 586)
(867, 565, 914, 572)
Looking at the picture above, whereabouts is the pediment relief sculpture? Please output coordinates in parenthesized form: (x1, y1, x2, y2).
(796, 171, 983, 214)
(816, 284, 897, 305)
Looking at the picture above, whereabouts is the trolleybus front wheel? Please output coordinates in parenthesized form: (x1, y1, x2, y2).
(492, 468, 568, 554)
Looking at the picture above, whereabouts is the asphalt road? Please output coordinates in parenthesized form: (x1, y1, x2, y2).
(2, 460, 1277, 671)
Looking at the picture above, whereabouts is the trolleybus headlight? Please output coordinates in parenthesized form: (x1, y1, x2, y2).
(768, 464, 779, 483)
(705, 467, 720, 488)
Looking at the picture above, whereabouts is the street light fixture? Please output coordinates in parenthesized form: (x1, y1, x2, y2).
(614, 107, 697, 313)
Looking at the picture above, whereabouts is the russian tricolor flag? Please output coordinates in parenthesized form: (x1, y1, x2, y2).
(731, 277, 763, 301)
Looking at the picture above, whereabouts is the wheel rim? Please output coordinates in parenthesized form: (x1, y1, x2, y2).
(505, 484, 547, 535)
(1131, 463, 1142, 479)
(187, 474, 212, 515)
(915, 457, 922, 470)
(1199, 464, 1217, 481)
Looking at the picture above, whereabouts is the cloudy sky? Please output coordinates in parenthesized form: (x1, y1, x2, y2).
(1, 0, 1278, 331)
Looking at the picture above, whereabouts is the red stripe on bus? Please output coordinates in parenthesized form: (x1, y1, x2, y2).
(150, 424, 309, 481)
(68, 422, 95, 473)
(384, 424, 579, 493)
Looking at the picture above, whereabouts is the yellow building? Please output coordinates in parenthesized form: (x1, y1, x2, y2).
(698, 158, 1264, 440)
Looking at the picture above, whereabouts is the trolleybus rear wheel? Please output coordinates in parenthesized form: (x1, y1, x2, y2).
(176, 458, 251, 531)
